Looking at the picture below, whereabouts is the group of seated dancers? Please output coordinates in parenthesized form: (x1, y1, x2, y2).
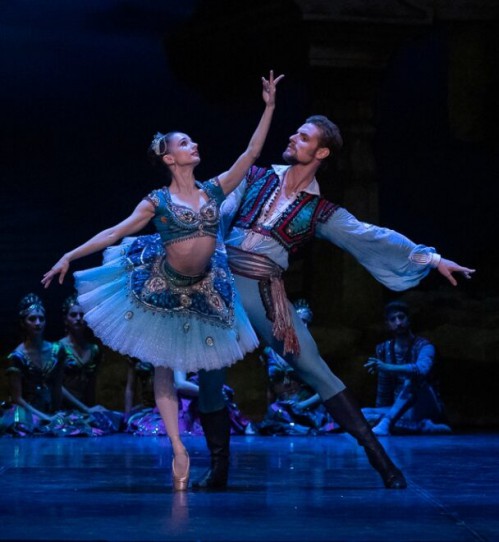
(0, 292, 451, 439)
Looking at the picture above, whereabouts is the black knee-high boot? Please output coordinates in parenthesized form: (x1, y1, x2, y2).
(324, 389, 407, 489)
(192, 407, 231, 489)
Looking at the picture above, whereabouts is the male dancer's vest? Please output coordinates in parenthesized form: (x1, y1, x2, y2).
(232, 166, 338, 253)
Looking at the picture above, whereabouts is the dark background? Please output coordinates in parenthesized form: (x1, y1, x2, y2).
(1, 1, 498, 425)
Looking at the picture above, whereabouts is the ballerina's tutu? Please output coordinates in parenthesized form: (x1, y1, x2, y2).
(74, 234, 258, 372)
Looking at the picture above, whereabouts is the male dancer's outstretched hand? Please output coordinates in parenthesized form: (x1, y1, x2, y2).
(437, 258, 475, 286)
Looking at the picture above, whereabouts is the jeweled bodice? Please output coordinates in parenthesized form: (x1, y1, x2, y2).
(145, 178, 225, 246)
(59, 338, 101, 403)
(5, 343, 65, 412)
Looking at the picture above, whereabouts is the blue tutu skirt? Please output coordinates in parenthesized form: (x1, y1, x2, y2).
(74, 235, 258, 372)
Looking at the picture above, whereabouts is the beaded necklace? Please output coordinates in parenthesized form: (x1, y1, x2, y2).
(241, 184, 277, 251)
(257, 183, 283, 226)
(242, 177, 298, 251)
(263, 170, 302, 224)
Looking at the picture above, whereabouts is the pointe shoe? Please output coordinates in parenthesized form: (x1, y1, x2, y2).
(172, 453, 190, 492)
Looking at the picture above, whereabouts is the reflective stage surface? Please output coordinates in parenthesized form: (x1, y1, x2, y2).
(0, 433, 497, 541)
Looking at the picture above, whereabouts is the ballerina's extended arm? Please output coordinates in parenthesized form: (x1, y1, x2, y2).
(217, 69, 284, 195)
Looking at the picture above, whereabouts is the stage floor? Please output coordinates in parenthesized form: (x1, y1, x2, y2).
(0, 432, 497, 542)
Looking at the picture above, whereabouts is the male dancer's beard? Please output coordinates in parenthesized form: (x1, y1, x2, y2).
(282, 150, 299, 165)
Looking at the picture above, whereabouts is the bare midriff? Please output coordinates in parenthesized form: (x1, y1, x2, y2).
(165, 236, 217, 276)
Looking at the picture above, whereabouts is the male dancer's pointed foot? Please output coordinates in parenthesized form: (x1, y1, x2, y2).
(365, 449, 407, 489)
(172, 452, 190, 492)
(383, 468, 407, 489)
(324, 389, 408, 490)
(364, 446, 407, 489)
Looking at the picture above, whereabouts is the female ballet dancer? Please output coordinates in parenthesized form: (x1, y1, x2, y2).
(42, 71, 283, 490)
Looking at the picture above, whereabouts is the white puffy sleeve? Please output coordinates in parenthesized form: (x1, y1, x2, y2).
(316, 207, 440, 291)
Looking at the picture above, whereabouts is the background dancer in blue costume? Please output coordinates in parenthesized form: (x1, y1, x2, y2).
(1, 293, 121, 437)
(363, 300, 451, 436)
(58, 294, 122, 434)
(253, 300, 336, 436)
(1, 294, 65, 436)
(42, 70, 284, 491)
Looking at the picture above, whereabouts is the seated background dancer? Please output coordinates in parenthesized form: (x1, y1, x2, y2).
(254, 300, 336, 436)
(363, 300, 451, 436)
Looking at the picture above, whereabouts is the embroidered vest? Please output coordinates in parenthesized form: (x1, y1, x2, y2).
(232, 166, 338, 252)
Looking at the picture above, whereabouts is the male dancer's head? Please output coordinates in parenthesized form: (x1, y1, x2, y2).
(282, 115, 343, 168)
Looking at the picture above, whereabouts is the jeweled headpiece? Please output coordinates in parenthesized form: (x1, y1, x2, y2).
(62, 293, 79, 316)
(150, 132, 168, 156)
(18, 293, 45, 319)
